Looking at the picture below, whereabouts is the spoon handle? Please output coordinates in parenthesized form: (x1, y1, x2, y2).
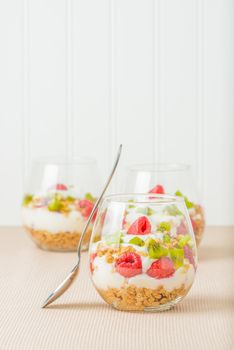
(42, 145, 122, 308)
(77, 144, 122, 255)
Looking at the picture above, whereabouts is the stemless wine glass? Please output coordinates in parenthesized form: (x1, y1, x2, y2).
(89, 193, 197, 312)
(22, 157, 100, 252)
(124, 163, 205, 246)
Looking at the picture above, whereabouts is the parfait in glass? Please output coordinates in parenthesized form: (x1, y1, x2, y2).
(124, 163, 205, 246)
(89, 194, 197, 311)
(22, 157, 100, 251)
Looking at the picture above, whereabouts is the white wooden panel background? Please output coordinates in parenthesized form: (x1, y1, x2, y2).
(0, 0, 233, 226)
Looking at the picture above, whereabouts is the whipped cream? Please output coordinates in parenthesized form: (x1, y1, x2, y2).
(92, 256, 125, 290)
(22, 207, 89, 233)
(92, 255, 195, 292)
(128, 265, 194, 291)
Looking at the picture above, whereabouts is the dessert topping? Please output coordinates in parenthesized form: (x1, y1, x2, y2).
(115, 252, 142, 278)
(129, 236, 145, 247)
(147, 257, 175, 279)
(127, 216, 151, 235)
(149, 184, 165, 194)
(146, 238, 168, 259)
(54, 184, 68, 191)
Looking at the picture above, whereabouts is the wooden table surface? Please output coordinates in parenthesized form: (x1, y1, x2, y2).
(0, 226, 233, 350)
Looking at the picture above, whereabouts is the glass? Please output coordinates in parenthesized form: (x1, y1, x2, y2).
(124, 163, 205, 246)
(89, 193, 197, 312)
(22, 157, 100, 252)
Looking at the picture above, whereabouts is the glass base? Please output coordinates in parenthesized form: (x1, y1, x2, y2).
(111, 295, 184, 312)
(144, 296, 184, 312)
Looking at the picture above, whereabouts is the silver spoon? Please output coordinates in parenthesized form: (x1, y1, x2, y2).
(42, 144, 122, 308)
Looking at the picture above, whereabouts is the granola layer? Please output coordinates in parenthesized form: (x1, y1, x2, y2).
(192, 204, 205, 246)
(25, 226, 92, 251)
(97, 284, 189, 311)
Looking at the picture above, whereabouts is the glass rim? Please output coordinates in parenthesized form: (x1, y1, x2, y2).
(126, 162, 190, 173)
(103, 193, 185, 205)
(31, 156, 97, 166)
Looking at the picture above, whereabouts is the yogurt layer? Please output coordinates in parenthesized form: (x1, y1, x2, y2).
(92, 255, 195, 292)
(92, 256, 125, 290)
(128, 265, 194, 291)
(22, 207, 88, 233)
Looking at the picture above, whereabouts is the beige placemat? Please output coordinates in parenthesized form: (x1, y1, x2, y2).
(0, 227, 234, 350)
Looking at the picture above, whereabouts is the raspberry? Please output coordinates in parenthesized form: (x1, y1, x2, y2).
(190, 218, 197, 230)
(127, 216, 151, 235)
(55, 184, 68, 191)
(92, 210, 97, 222)
(184, 245, 196, 269)
(177, 221, 188, 235)
(115, 252, 142, 278)
(79, 199, 93, 216)
(100, 211, 107, 225)
(149, 184, 165, 194)
(78, 199, 97, 222)
(122, 216, 127, 228)
(147, 257, 175, 279)
(90, 253, 97, 273)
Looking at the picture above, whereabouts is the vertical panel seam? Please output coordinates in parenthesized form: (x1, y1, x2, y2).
(152, 0, 156, 164)
(22, 0, 30, 186)
(109, 0, 117, 190)
(197, 0, 204, 202)
(66, 0, 74, 159)
(155, 0, 161, 163)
